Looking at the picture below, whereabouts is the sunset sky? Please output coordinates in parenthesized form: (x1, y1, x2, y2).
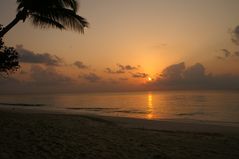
(1, 0, 239, 93)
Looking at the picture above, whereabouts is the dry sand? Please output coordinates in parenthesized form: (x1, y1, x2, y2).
(0, 107, 239, 159)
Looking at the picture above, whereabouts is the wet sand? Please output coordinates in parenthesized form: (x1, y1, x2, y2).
(0, 107, 239, 159)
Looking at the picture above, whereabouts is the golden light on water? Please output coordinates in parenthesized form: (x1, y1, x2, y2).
(147, 93, 154, 119)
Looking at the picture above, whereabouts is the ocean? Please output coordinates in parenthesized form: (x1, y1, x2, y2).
(0, 90, 239, 123)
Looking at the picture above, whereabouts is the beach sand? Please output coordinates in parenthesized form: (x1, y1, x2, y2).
(0, 107, 239, 159)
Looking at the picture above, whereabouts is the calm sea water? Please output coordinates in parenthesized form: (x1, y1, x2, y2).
(0, 91, 239, 123)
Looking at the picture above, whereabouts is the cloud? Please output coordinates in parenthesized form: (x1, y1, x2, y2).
(2, 61, 239, 94)
(217, 49, 239, 60)
(155, 62, 209, 87)
(29, 65, 72, 85)
(16, 45, 62, 66)
(221, 49, 231, 58)
(79, 73, 101, 83)
(216, 56, 225, 60)
(219, 25, 239, 60)
(231, 25, 239, 45)
(105, 64, 139, 74)
(234, 51, 239, 57)
(0, 77, 23, 93)
(0, 65, 74, 93)
(117, 64, 138, 71)
(73, 61, 88, 69)
(160, 62, 185, 81)
(132, 72, 148, 78)
(149, 62, 239, 90)
(183, 63, 206, 81)
(105, 68, 125, 74)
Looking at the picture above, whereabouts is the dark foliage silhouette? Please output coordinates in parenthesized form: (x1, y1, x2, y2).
(0, 0, 88, 37)
(0, 25, 20, 76)
(0, 39, 20, 76)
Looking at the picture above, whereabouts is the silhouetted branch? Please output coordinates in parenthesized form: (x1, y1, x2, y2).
(0, 25, 20, 76)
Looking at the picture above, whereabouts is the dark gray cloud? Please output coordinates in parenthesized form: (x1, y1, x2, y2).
(217, 56, 225, 60)
(217, 49, 232, 60)
(79, 73, 101, 83)
(1, 62, 239, 94)
(0, 65, 74, 94)
(105, 64, 139, 74)
(216, 49, 239, 60)
(231, 25, 239, 45)
(160, 62, 185, 81)
(149, 62, 239, 90)
(0, 77, 23, 94)
(157, 62, 208, 86)
(221, 49, 231, 58)
(183, 63, 206, 81)
(217, 25, 239, 60)
(117, 64, 138, 71)
(105, 68, 125, 74)
(73, 61, 88, 69)
(234, 51, 239, 57)
(132, 72, 148, 78)
(30, 65, 72, 85)
(16, 45, 62, 66)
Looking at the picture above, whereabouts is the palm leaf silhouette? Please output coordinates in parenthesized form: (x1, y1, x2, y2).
(0, 0, 88, 37)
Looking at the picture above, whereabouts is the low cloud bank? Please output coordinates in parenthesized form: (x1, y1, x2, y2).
(149, 62, 239, 90)
(16, 45, 62, 66)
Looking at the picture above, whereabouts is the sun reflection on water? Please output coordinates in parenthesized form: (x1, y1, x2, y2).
(147, 93, 154, 119)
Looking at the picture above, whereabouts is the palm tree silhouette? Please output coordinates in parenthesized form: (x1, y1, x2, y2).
(0, 0, 88, 38)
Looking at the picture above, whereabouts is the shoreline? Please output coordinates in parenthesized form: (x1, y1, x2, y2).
(1, 107, 239, 158)
(1, 106, 239, 134)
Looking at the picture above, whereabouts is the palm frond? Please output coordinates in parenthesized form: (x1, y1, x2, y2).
(31, 8, 88, 33)
(17, 0, 79, 12)
(16, 0, 88, 33)
(61, 0, 79, 12)
(30, 14, 65, 30)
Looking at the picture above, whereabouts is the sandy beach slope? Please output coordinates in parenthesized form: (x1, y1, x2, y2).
(0, 107, 239, 159)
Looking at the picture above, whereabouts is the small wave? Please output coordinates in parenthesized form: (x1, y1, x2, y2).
(0, 103, 45, 107)
(176, 112, 205, 116)
(66, 107, 148, 114)
(113, 110, 148, 114)
(66, 107, 120, 112)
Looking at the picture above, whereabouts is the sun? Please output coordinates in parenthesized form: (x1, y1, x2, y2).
(147, 77, 152, 81)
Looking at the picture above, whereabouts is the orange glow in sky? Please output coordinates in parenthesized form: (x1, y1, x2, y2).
(1, 0, 239, 93)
